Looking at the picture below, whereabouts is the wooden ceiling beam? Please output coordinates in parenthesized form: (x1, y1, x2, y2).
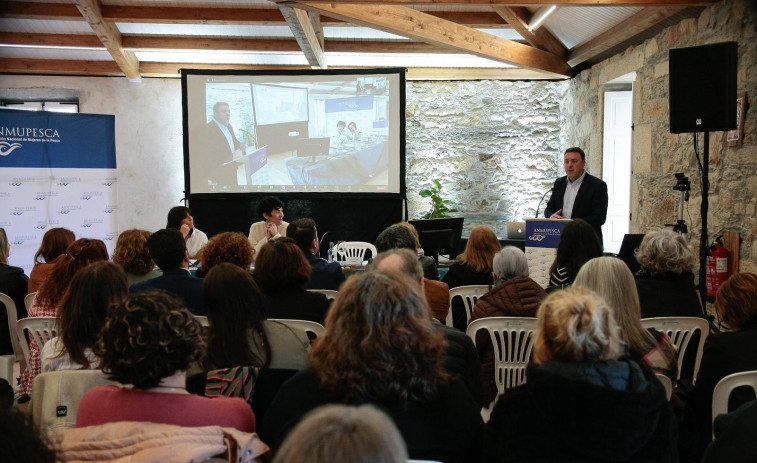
(0, 58, 123, 76)
(288, 2, 570, 77)
(0, 32, 103, 49)
(567, 5, 686, 66)
(73, 0, 141, 80)
(279, 4, 326, 68)
(0, 2, 83, 21)
(493, 6, 566, 59)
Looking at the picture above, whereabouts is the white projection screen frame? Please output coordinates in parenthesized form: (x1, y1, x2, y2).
(181, 68, 406, 197)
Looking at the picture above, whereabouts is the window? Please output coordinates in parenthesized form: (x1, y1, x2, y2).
(2, 101, 79, 113)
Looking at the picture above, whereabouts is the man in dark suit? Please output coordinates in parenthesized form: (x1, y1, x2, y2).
(286, 218, 346, 291)
(130, 228, 205, 315)
(203, 101, 247, 187)
(544, 146, 608, 243)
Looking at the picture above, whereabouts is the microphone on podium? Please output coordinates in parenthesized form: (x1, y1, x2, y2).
(535, 188, 554, 218)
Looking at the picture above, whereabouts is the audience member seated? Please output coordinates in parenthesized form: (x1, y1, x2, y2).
(679, 273, 757, 463)
(0, 228, 29, 355)
(260, 271, 483, 463)
(28, 227, 75, 293)
(574, 256, 678, 379)
(195, 231, 254, 278)
(702, 400, 757, 463)
(484, 288, 677, 462)
(546, 218, 603, 291)
(634, 228, 702, 319)
(112, 229, 160, 286)
(395, 222, 439, 281)
(375, 224, 449, 321)
(253, 238, 329, 324)
(41, 261, 128, 373)
(203, 263, 310, 371)
(249, 196, 289, 260)
(21, 238, 108, 397)
(130, 229, 205, 316)
(166, 206, 208, 259)
(273, 404, 408, 463)
(285, 218, 345, 291)
(470, 246, 546, 405)
(0, 408, 57, 463)
(368, 249, 484, 408)
(77, 290, 254, 432)
(442, 225, 499, 289)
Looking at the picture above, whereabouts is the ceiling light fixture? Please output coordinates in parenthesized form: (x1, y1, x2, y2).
(527, 5, 558, 32)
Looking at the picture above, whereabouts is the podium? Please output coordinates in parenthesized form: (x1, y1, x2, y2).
(525, 219, 570, 287)
(224, 145, 268, 186)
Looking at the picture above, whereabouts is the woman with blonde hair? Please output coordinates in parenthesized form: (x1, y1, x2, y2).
(574, 256, 677, 379)
(273, 404, 408, 463)
(485, 288, 676, 462)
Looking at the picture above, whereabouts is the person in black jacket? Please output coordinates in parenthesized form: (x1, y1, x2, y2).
(286, 218, 345, 291)
(485, 288, 677, 463)
(0, 228, 28, 355)
(544, 147, 608, 243)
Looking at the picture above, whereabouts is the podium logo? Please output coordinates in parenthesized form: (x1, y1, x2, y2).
(0, 141, 22, 156)
(529, 234, 546, 242)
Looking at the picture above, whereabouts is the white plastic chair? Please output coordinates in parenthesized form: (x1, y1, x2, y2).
(307, 289, 339, 301)
(711, 370, 757, 439)
(16, 317, 58, 369)
(24, 292, 36, 314)
(269, 318, 326, 338)
(466, 316, 538, 408)
(655, 373, 673, 401)
(0, 292, 25, 383)
(446, 285, 490, 328)
(640, 317, 710, 382)
(336, 242, 377, 263)
(194, 315, 209, 327)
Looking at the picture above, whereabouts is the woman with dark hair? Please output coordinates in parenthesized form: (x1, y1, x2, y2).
(203, 263, 309, 370)
(28, 227, 75, 293)
(41, 261, 128, 372)
(112, 229, 160, 285)
(20, 238, 109, 396)
(547, 218, 603, 290)
(248, 196, 288, 259)
(166, 206, 208, 259)
(484, 288, 676, 462)
(261, 271, 483, 463)
(0, 228, 29, 355)
(77, 290, 254, 432)
(679, 273, 757, 463)
(196, 232, 254, 278)
(253, 238, 329, 324)
(442, 225, 500, 289)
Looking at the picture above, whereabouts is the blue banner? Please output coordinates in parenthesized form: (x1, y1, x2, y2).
(0, 108, 116, 169)
(325, 96, 374, 113)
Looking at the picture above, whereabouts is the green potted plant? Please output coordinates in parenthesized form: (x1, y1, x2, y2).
(419, 180, 453, 219)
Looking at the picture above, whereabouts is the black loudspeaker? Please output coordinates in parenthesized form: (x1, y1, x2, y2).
(669, 41, 737, 133)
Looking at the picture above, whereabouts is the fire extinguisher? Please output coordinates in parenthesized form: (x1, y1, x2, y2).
(706, 236, 730, 299)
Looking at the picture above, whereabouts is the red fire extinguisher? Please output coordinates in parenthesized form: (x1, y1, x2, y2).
(706, 237, 730, 299)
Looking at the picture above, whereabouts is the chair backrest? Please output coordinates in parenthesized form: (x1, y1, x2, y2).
(466, 316, 538, 399)
(25, 292, 36, 313)
(0, 292, 24, 364)
(307, 289, 339, 300)
(711, 370, 757, 438)
(30, 369, 119, 434)
(655, 373, 673, 401)
(269, 318, 325, 339)
(640, 317, 710, 381)
(446, 285, 490, 327)
(336, 242, 377, 262)
(17, 317, 58, 369)
(194, 315, 210, 327)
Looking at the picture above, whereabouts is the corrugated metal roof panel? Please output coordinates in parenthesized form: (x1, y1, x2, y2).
(545, 6, 642, 50)
(0, 19, 94, 34)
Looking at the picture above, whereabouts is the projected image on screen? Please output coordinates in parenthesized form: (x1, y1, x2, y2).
(183, 70, 404, 195)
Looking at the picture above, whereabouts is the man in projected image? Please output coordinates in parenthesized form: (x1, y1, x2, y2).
(205, 101, 247, 186)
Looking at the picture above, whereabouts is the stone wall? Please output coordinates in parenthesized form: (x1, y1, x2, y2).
(565, 0, 757, 272)
(406, 80, 567, 236)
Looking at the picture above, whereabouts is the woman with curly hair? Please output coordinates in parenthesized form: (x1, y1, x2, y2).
(41, 261, 128, 372)
(203, 263, 309, 370)
(112, 229, 160, 285)
(547, 218, 603, 291)
(20, 238, 109, 396)
(253, 237, 329, 324)
(28, 227, 75, 293)
(77, 290, 254, 432)
(261, 271, 483, 463)
(634, 229, 702, 319)
(195, 231, 254, 278)
(484, 288, 676, 462)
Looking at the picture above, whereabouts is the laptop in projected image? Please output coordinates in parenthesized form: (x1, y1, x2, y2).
(506, 222, 527, 240)
(297, 137, 331, 159)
